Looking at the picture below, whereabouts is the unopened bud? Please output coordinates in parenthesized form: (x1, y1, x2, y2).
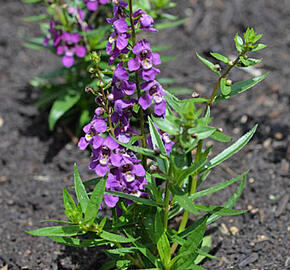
(89, 67, 95, 73)
(217, 127, 223, 132)
(228, 60, 234, 66)
(154, 148, 161, 155)
(192, 91, 200, 98)
(214, 64, 221, 71)
(107, 93, 114, 101)
(149, 164, 158, 171)
(226, 79, 232, 86)
(95, 107, 105, 116)
(85, 86, 93, 93)
(191, 133, 198, 139)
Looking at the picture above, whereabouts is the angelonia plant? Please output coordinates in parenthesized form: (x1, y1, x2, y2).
(27, 1, 268, 269)
(23, 0, 180, 132)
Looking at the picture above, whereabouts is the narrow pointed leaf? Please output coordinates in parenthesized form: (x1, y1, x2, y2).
(202, 125, 257, 172)
(50, 236, 109, 247)
(73, 164, 89, 213)
(210, 52, 229, 63)
(27, 225, 83, 237)
(196, 53, 220, 75)
(84, 177, 106, 225)
(100, 231, 136, 243)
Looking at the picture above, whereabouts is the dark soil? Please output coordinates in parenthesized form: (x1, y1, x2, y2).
(0, 0, 289, 269)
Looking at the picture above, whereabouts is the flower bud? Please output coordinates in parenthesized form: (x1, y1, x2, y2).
(214, 64, 221, 71)
(192, 91, 200, 98)
(85, 86, 93, 93)
(107, 93, 114, 101)
(217, 127, 223, 132)
(149, 164, 158, 171)
(89, 67, 95, 73)
(226, 79, 232, 86)
(95, 107, 105, 116)
(228, 60, 234, 66)
(154, 148, 161, 155)
(191, 133, 198, 139)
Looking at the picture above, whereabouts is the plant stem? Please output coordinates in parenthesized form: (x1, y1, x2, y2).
(163, 181, 171, 232)
(95, 66, 115, 137)
(171, 140, 203, 255)
(208, 53, 243, 106)
(128, 0, 147, 166)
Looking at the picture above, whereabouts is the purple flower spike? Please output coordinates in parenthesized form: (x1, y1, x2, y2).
(84, 0, 107, 11)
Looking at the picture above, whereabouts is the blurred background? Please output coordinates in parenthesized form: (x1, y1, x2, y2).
(0, 0, 289, 269)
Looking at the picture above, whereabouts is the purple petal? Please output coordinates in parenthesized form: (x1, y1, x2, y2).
(114, 63, 129, 80)
(128, 57, 140, 71)
(154, 100, 166, 116)
(62, 56, 74, 67)
(113, 18, 129, 33)
(110, 153, 122, 167)
(93, 119, 107, 133)
(75, 45, 86, 58)
(139, 94, 153, 110)
(152, 52, 161, 65)
(133, 164, 145, 177)
(86, 1, 98, 11)
(95, 164, 109, 177)
(104, 194, 119, 208)
(104, 136, 119, 150)
(78, 137, 89, 150)
(93, 135, 104, 149)
(56, 45, 65, 55)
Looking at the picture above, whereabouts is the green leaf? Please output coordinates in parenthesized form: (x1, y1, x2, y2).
(176, 160, 206, 185)
(251, 43, 267, 52)
(73, 164, 89, 214)
(40, 219, 73, 225)
(210, 131, 232, 142)
(27, 225, 83, 237)
(187, 126, 216, 138)
(84, 177, 106, 225)
(23, 41, 45, 50)
(100, 231, 136, 243)
(48, 92, 80, 130)
(196, 53, 220, 75)
(23, 14, 48, 22)
(106, 247, 138, 255)
(156, 18, 186, 30)
(50, 236, 108, 247)
(215, 73, 269, 102)
(220, 78, 231, 95)
(152, 115, 179, 136)
(207, 174, 246, 224)
(22, 0, 42, 3)
(190, 171, 249, 200)
(63, 188, 81, 223)
(194, 236, 212, 264)
(105, 190, 163, 207)
(234, 33, 244, 53)
(174, 215, 208, 269)
(202, 125, 257, 172)
(170, 185, 200, 215)
(192, 205, 246, 216)
(114, 138, 156, 158)
(210, 52, 229, 63)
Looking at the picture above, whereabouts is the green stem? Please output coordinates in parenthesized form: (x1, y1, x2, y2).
(208, 53, 243, 106)
(171, 140, 203, 255)
(163, 181, 171, 232)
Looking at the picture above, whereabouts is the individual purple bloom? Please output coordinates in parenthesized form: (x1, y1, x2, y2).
(147, 125, 175, 156)
(78, 113, 107, 150)
(68, 7, 85, 21)
(114, 125, 137, 144)
(139, 81, 166, 116)
(112, 63, 136, 99)
(43, 20, 62, 47)
(111, 99, 136, 127)
(84, 0, 108, 11)
(133, 9, 157, 32)
(89, 136, 120, 177)
(56, 32, 86, 67)
(128, 39, 161, 81)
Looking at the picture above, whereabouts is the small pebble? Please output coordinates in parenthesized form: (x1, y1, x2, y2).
(274, 132, 283, 140)
(249, 177, 255, 183)
(230, 226, 239, 235)
(0, 117, 3, 128)
(219, 223, 229, 235)
(240, 115, 248, 123)
(263, 138, 272, 148)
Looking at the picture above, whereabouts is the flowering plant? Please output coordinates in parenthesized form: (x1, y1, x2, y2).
(23, 0, 181, 132)
(27, 1, 268, 269)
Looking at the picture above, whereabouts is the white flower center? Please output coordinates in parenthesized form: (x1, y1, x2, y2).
(125, 173, 135, 182)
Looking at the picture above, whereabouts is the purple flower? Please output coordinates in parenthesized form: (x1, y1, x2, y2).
(111, 99, 136, 128)
(84, 0, 108, 11)
(43, 20, 62, 47)
(89, 136, 120, 177)
(147, 125, 175, 155)
(128, 39, 161, 81)
(133, 9, 157, 32)
(56, 32, 86, 67)
(139, 81, 166, 116)
(112, 63, 136, 99)
(78, 110, 107, 150)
